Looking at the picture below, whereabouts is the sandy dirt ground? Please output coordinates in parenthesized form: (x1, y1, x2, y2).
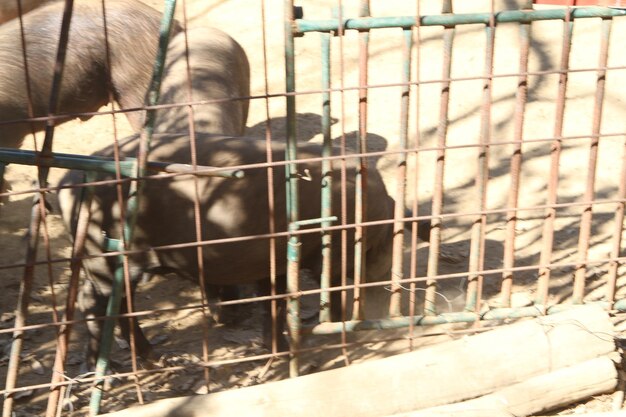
(2, 0, 626, 415)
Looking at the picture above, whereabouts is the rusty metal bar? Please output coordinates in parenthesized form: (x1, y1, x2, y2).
(260, 0, 281, 359)
(389, 28, 413, 317)
(351, 0, 370, 322)
(573, 17, 612, 303)
(465, 2, 495, 314)
(335, 1, 351, 368)
(3, 1, 75, 414)
(3, 250, 626, 347)
(3, 194, 624, 277)
(407, 0, 422, 350)
(2, 131, 626, 204)
(607, 137, 626, 307)
(2, 200, 47, 417)
(536, 10, 574, 307)
(2, 299, 622, 398)
(501, 1, 532, 307)
(424, 0, 454, 316)
(45, 172, 96, 417)
(179, 0, 213, 393)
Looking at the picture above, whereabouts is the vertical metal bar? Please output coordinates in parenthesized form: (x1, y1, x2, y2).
(352, 0, 370, 322)
(607, 137, 626, 308)
(466, 1, 496, 313)
(319, 32, 333, 324)
(424, 0, 454, 316)
(389, 29, 413, 317)
(501, 1, 532, 307)
(44, 1, 93, 410)
(573, 17, 612, 304)
(2, 201, 45, 417)
(284, 0, 301, 378)
(46, 172, 96, 417)
(100, 0, 144, 404)
(260, 0, 280, 358)
(335, 1, 351, 367)
(90, 1, 178, 413)
(3, 1, 75, 414)
(408, 0, 422, 351)
(536, 10, 573, 307)
(179, 0, 213, 392)
(89, 256, 135, 415)
(40, 0, 75, 167)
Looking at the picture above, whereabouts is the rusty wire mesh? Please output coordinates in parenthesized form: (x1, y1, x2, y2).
(1, 0, 626, 415)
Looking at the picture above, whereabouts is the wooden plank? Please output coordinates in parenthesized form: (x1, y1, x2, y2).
(391, 356, 618, 416)
(100, 306, 615, 417)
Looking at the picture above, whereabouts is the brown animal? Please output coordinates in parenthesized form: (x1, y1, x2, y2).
(58, 25, 253, 367)
(59, 133, 397, 368)
(154, 27, 250, 136)
(0, 0, 181, 149)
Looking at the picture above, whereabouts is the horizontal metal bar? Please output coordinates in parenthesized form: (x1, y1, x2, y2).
(0, 148, 244, 179)
(0, 148, 137, 176)
(302, 303, 614, 335)
(1, 201, 624, 275)
(295, 7, 626, 34)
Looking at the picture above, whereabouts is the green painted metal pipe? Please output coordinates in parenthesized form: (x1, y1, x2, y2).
(0, 148, 244, 179)
(0, 148, 138, 177)
(284, 0, 302, 379)
(465, 21, 495, 314)
(301, 303, 618, 335)
(352, 0, 370, 322)
(319, 32, 333, 324)
(295, 7, 626, 34)
(613, 298, 626, 311)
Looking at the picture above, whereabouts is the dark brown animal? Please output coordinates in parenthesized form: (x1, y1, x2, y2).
(58, 25, 253, 367)
(0, 0, 181, 149)
(59, 133, 396, 367)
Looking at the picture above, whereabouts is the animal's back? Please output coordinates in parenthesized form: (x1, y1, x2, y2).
(154, 27, 251, 136)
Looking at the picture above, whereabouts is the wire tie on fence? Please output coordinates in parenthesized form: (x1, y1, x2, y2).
(383, 284, 455, 312)
(103, 236, 123, 252)
(50, 370, 95, 412)
(297, 168, 312, 181)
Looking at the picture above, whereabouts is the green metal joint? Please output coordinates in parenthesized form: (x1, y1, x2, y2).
(612, 298, 626, 311)
(287, 238, 301, 262)
(103, 237, 122, 252)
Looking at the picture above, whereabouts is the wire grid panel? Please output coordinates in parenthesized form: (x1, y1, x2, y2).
(0, 0, 626, 415)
